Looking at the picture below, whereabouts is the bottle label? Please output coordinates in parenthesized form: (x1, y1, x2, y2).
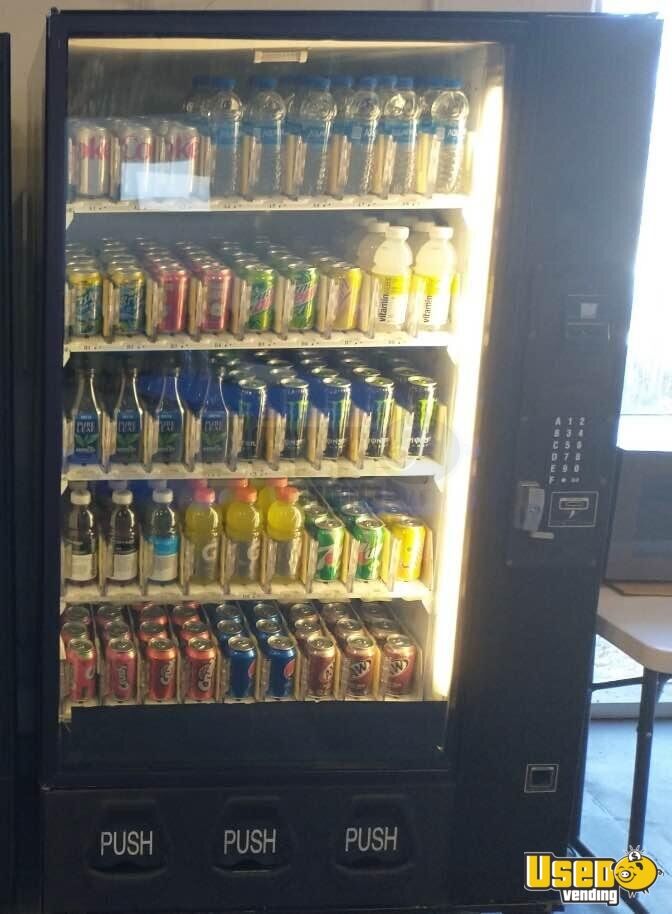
(201, 410, 228, 461)
(70, 551, 95, 582)
(193, 537, 220, 582)
(285, 118, 302, 137)
(333, 117, 348, 136)
(73, 411, 100, 464)
(373, 273, 410, 325)
(156, 411, 183, 461)
(248, 123, 282, 149)
(212, 121, 239, 147)
(381, 120, 417, 146)
(412, 273, 451, 327)
(436, 119, 463, 146)
(114, 409, 142, 461)
(111, 548, 138, 582)
(301, 121, 329, 147)
(149, 534, 179, 581)
(349, 122, 376, 145)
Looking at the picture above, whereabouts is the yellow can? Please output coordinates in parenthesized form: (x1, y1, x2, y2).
(389, 515, 426, 582)
(329, 261, 362, 331)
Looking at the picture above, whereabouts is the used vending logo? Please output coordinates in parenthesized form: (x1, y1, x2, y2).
(525, 847, 663, 906)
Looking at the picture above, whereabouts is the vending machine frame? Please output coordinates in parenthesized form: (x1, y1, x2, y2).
(35, 11, 661, 913)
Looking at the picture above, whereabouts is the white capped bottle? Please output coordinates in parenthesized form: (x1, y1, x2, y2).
(434, 79, 469, 193)
(107, 489, 139, 585)
(371, 225, 413, 331)
(411, 225, 456, 330)
(357, 219, 390, 332)
(408, 219, 437, 259)
(64, 489, 98, 586)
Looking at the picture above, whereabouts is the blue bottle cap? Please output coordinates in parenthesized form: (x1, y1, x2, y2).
(378, 75, 398, 88)
(444, 78, 463, 89)
(210, 77, 236, 90)
(331, 75, 354, 88)
(253, 76, 278, 89)
(306, 75, 331, 91)
(357, 76, 378, 89)
(397, 76, 414, 89)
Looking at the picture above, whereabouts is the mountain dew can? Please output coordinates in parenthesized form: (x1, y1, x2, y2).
(314, 516, 345, 582)
(245, 264, 275, 331)
(283, 261, 318, 330)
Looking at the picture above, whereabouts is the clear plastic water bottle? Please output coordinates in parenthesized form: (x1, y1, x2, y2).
(343, 76, 380, 197)
(434, 79, 469, 194)
(388, 77, 420, 196)
(208, 77, 243, 197)
(415, 77, 445, 195)
(183, 75, 214, 185)
(327, 75, 355, 196)
(282, 75, 307, 196)
(242, 76, 286, 198)
(183, 74, 211, 121)
(294, 76, 336, 197)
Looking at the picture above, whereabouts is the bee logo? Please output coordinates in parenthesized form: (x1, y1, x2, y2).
(613, 847, 663, 898)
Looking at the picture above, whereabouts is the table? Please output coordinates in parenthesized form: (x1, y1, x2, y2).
(572, 586, 672, 914)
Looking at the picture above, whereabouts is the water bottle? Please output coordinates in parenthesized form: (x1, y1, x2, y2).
(372, 76, 405, 197)
(343, 76, 380, 197)
(183, 75, 214, 187)
(434, 79, 469, 194)
(282, 75, 307, 196)
(388, 77, 420, 196)
(327, 75, 355, 196)
(415, 77, 445, 195)
(208, 77, 243, 197)
(242, 76, 286, 198)
(288, 76, 336, 197)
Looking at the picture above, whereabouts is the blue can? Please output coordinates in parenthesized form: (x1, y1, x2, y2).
(266, 634, 297, 698)
(236, 377, 267, 460)
(255, 617, 284, 649)
(212, 603, 245, 626)
(216, 618, 244, 648)
(226, 635, 257, 700)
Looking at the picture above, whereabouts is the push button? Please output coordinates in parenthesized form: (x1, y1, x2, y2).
(214, 804, 290, 870)
(89, 807, 165, 872)
(336, 801, 412, 869)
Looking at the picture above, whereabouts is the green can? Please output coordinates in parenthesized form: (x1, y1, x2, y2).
(245, 263, 275, 332)
(353, 516, 385, 581)
(402, 374, 438, 457)
(314, 516, 345, 582)
(303, 503, 329, 538)
(68, 266, 103, 337)
(338, 499, 372, 530)
(284, 261, 318, 331)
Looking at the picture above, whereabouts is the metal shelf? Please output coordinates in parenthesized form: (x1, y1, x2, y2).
(66, 192, 466, 224)
(63, 455, 441, 484)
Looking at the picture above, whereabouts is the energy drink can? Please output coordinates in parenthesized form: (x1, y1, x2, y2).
(236, 377, 267, 459)
(354, 375, 394, 458)
(322, 377, 352, 459)
(269, 376, 309, 459)
(399, 374, 437, 456)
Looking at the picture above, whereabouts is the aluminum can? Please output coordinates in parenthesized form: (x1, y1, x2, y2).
(62, 605, 91, 631)
(314, 516, 345, 582)
(185, 636, 217, 701)
(146, 637, 177, 701)
(95, 604, 124, 634)
(303, 507, 330, 540)
(251, 601, 280, 620)
(269, 377, 309, 459)
(334, 617, 366, 648)
(328, 488, 361, 510)
(306, 635, 336, 697)
(359, 602, 392, 625)
(256, 618, 284, 648)
(140, 605, 169, 628)
(68, 266, 103, 337)
(344, 634, 376, 697)
(226, 635, 257, 700)
(284, 261, 318, 330)
(110, 122, 153, 201)
(156, 122, 200, 196)
(152, 261, 188, 334)
(172, 604, 201, 630)
(353, 516, 386, 581)
(357, 376, 395, 458)
(389, 515, 426, 582)
(237, 377, 267, 459)
(321, 602, 354, 627)
(101, 619, 132, 644)
(382, 634, 417, 696)
(266, 634, 297, 699)
(288, 603, 319, 626)
(369, 618, 402, 645)
(245, 265, 275, 331)
(328, 262, 362, 331)
(338, 500, 371, 529)
(67, 637, 97, 702)
(216, 618, 244, 647)
(109, 264, 145, 334)
(179, 619, 210, 646)
(139, 620, 168, 648)
(74, 122, 110, 197)
(399, 374, 438, 456)
(106, 637, 137, 702)
(61, 620, 89, 647)
(293, 617, 323, 646)
(322, 377, 352, 459)
(213, 602, 244, 625)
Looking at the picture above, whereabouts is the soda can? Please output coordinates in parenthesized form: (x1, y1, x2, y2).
(67, 637, 98, 702)
(322, 377, 352, 459)
(288, 603, 319, 626)
(329, 262, 362, 332)
(74, 122, 110, 197)
(353, 516, 386, 581)
(377, 504, 411, 525)
(109, 264, 145, 335)
(338, 355, 365, 374)
(191, 261, 232, 334)
(284, 261, 318, 330)
(334, 617, 366, 648)
(256, 618, 284, 648)
(156, 122, 200, 197)
(266, 634, 297, 699)
(306, 635, 336, 697)
(294, 617, 323, 646)
(213, 603, 244, 625)
(269, 377, 309, 459)
(61, 621, 89, 647)
(216, 618, 244, 647)
(328, 488, 361, 511)
(399, 375, 438, 456)
(151, 261, 189, 334)
(359, 602, 392, 625)
(382, 634, 417, 696)
(68, 266, 103, 337)
(314, 516, 345, 582)
(110, 122, 154, 201)
(139, 620, 169, 649)
(304, 507, 330, 541)
(338, 501, 370, 530)
(389, 515, 426, 582)
(95, 604, 124, 634)
(251, 601, 280, 621)
(297, 355, 328, 374)
(321, 602, 354, 627)
(62, 605, 91, 631)
(236, 377, 267, 460)
(350, 364, 380, 384)
(357, 376, 395, 458)
(179, 619, 210, 646)
(226, 635, 257, 700)
(369, 618, 402, 645)
(146, 636, 177, 702)
(246, 265, 275, 332)
(185, 637, 217, 701)
(139, 605, 169, 628)
(101, 619, 132, 645)
(172, 604, 201, 630)
(344, 634, 376, 698)
(106, 637, 137, 702)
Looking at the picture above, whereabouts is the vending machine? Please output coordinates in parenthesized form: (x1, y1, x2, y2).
(0, 30, 14, 912)
(33, 10, 660, 913)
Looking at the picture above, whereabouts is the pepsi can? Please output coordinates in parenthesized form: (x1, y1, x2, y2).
(226, 635, 257, 700)
(266, 634, 297, 699)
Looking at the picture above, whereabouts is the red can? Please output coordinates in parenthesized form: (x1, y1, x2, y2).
(382, 635, 417, 697)
(62, 605, 92, 632)
(61, 620, 88, 648)
(67, 637, 97, 702)
(172, 604, 201, 630)
(139, 605, 169, 628)
(179, 619, 209, 646)
(334, 617, 365, 648)
(185, 636, 217, 701)
(194, 261, 232, 333)
(294, 617, 323, 647)
(321, 602, 355, 627)
(102, 618, 132, 644)
(146, 636, 177, 702)
(368, 618, 401, 646)
(139, 619, 168, 649)
(131, 601, 157, 616)
(306, 635, 336, 697)
(344, 634, 376, 698)
(95, 604, 124, 635)
(153, 261, 188, 334)
(106, 637, 137, 702)
(288, 603, 320, 627)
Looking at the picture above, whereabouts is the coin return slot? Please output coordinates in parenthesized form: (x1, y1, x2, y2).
(524, 763, 559, 793)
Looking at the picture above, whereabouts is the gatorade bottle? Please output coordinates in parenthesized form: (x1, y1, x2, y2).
(185, 487, 221, 585)
(408, 219, 437, 260)
(226, 487, 261, 583)
(216, 478, 249, 523)
(266, 486, 303, 584)
(106, 489, 139, 586)
(371, 226, 413, 332)
(257, 477, 289, 524)
(63, 488, 98, 586)
(145, 487, 180, 586)
(411, 225, 457, 329)
(178, 478, 208, 517)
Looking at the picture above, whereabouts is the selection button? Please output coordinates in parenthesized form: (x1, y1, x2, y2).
(214, 805, 290, 870)
(89, 808, 165, 872)
(336, 802, 412, 868)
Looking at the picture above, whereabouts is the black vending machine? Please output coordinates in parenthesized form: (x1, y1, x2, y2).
(31, 10, 660, 913)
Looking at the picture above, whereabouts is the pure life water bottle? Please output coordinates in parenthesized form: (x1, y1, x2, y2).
(208, 77, 243, 197)
(291, 76, 336, 197)
(242, 76, 286, 198)
(373, 76, 420, 197)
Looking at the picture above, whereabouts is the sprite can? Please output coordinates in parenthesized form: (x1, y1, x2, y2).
(269, 376, 309, 459)
(314, 516, 345, 582)
(68, 266, 103, 336)
(245, 263, 275, 332)
(353, 516, 385, 581)
(322, 376, 352, 459)
(401, 375, 438, 456)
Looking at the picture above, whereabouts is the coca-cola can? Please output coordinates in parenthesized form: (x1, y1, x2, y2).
(110, 121, 154, 201)
(179, 619, 209, 646)
(95, 604, 125, 635)
(101, 618, 132, 645)
(146, 636, 177, 702)
(185, 636, 217, 701)
(344, 634, 376, 698)
(62, 604, 92, 632)
(61, 620, 89, 648)
(139, 620, 168, 649)
(67, 637, 97, 702)
(73, 121, 110, 198)
(151, 261, 188, 334)
(191, 261, 232, 333)
(382, 635, 417, 697)
(106, 637, 137, 702)
(172, 604, 201, 630)
(306, 635, 336, 697)
(139, 605, 169, 628)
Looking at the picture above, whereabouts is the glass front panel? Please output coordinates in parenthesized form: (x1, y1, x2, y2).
(58, 35, 504, 760)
